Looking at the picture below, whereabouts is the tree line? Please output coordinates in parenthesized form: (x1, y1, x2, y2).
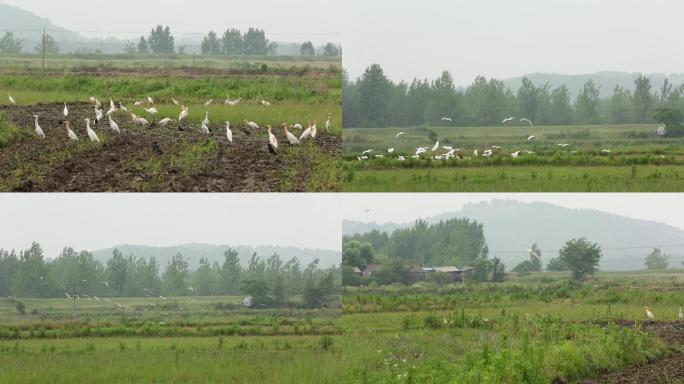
(343, 64, 684, 128)
(0, 242, 339, 308)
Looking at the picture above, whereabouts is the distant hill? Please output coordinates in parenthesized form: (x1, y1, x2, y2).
(502, 71, 684, 98)
(343, 200, 684, 271)
(92, 243, 340, 270)
(0, 4, 83, 42)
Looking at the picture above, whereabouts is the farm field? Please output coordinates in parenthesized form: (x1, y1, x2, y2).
(0, 59, 341, 192)
(341, 271, 684, 383)
(342, 125, 684, 192)
(0, 295, 342, 384)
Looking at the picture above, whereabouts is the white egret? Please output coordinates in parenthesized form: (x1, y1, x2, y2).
(134, 101, 143, 106)
(431, 141, 439, 151)
(375, 155, 384, 158)
(159, 295, 167, 300)
(492, 145, 501, 149)
(483, 149, 493, 157)
(202, 111, 209, 126)
(63, 102, 68, 117)
(311, 120, 317, 138)
(557, 143, 569, 147)
(267, 125, 278, 154)
(108, 115, 120, 133)
(283, 124, 300, 145)
(520, 118, 533, 126)
(144, 107, 158, 115)
(171, 98, 180, 105)
(204, 99, 213, 106)
(201, 121, 210, 135)
(362, 149, 373, 155)
(395, 132, 406, 138)
(645, 306, 654, 320)
(443, 145, 454, 151)
(601, 149, 612, 153)
(225, 122, 233, 143)
(292, 123, 303, 130)
(245, 120, 260, 130)
(119, 103, 128, 112)
(473, 149, 479, 157)
(8, 94, 16, 104)
(147, 96, 154, 104)
(158, 117, 174, 126)
(388, 148, 394, 153)
(65, 121, 78, 141)
(261, 100, 271, 106)
(325, 114, 332, 131)
(179, 106, 188, 123)
(85, 118, 100, 143)
(511, 151, 521, 158)
(300, 122, 313, 140)
(679, 307, 683, 319)
(502, 117, 514, 124)
(441, 117, 452, 122)
(95, 107, 103, 124)
(90, 97, 101, 107)
(527, 135, 536, 141)
(398, 155, 405, 161)
(33, 115, 45, 138)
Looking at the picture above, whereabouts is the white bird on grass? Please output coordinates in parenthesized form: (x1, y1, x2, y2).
(300, 122, 313, 140)
(283, 124, 300, 145)
(171, 98, 180, 105)
(90, 97, 102, 107)
(63, 102, 68, 117)
(520, 118, 533, 126)
(395, 132, 406, 138)
(202, 111, 210, 126)
(204, 99, 213, 107)
(33, 115, 45, 138)
(119, 103, 128, 112)
(443, 145, 454, 151)
(511, 151, 521, 158)
(85, 118, 100, 143)
(8, 94, 16, 104)
(109, 98, 115, 110)
(311, 121, 317, 138)
(502, 117, 515, 124)
(292, 123, 303, 130)
(179, 106, 188, 123)
(158, 117, 175, 126)
(325, 114, 332, 131)
(527, 135, 536, 141)
(261, 99, 271, 106)
(267, 125, 278, 154)
(679, 306, 683, 320)
(144, 107, 158, 115)
(398, 155, 405, 161)
(159, 295, 167, 300)
(362, 149, 373, 155)
(201, 121, 210, 135)
(147, 96, 154, 104)
(601, 149, 612, 153)
(388, 147, 394, 153)
(473, 149, 479, 157)
(108, 115, 120, 133)
(65, 121, 78, 141)
(225, 122, 233, 143)
(133, 101, 143, 106)
(431, 141, 439, 151)
(415, 147, 428, 155)
(131, 113, 149, 126)
(557, 143, 569, 147)
(645, 306, 654, 320)
(95, 108, 103, 124)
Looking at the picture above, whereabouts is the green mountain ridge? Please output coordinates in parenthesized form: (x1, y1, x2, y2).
(343, 200, 684, 271)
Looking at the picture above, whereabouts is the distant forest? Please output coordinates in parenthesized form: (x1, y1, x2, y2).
(343, 64, 684, 128)
(0, 243, 339, 307)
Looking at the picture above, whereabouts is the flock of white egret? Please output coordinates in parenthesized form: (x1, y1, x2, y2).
(10, 94, 333, 154)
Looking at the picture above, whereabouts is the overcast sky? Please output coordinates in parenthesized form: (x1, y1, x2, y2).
(0, 194, 341, 258)
(342, 0, 684, 85)
(0, 0, 340, 44)
(342, 193, 684, 230)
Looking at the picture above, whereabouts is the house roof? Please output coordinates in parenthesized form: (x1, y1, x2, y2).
(363, 264, 383, 272)
(352, 267, 362, 273)
(434, 266, 461, 273)
(408, 264, 424, 273)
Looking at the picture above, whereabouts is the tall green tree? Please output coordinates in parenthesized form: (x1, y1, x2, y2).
(557, 237, 602, 280)
(147, 25, 175, 54)
(644, 248, 669, 270)
(575, 79, 600, 123)
(163, 253, 189, 295)
(106, 249, 130, 296)
(0, 249, 19, 296)
(609, 86, 632, 124)
(0, 32, 23, 53)
(632, 75, 654, 122)
(300, 41, 315, 56)
(323, 43, 339, 57)
(201, 31, 221, 55)
(34, 33, 59, 54)
(549, 85, 573, 125)
(12, 242, 49, 297)
(356, 64, 393, 127)
(220, 248, 241, 294)
(221, 29, 243, 55)
(137, 37, 149, 54)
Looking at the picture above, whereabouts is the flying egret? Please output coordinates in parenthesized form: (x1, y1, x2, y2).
(144, 107, 158, 115)
(443, 145, 454, 151)
(283, 124, 300, 145)
(8, 94, 16, 104)
(65, 121, 78, 141)
(204, 99, 213, 107)
(325, 114, 332, 131)
(441, 117, 452, 122)
(300, 122, 313, 140)
(483, 149, 493, 157)
(557, 143, 569, 147)
(225, 122, 233, 143)
(104, 281, 109, 287)
(520, 118, 533, 126)
(201, 121, 210, 135)
(431, 141, 439, 151)
(33, 115, 45, 138)
(511, 151, 521, 158)
(395, 132, 406, 138)
(147, 96, 154, 104)
(202, 112, 209, 126)
(85, 118, 100, 143)
(267, 125, 278, 154)
(63, 102, 68, 117)
(362, 149, 373, 155)
(158, 117, 174, 126)
(527, 135, 536, 141)
(261, 100, 271, 106)
(601, 149, 612, 153)
(502, 117, 514, 124)
(645, 306, 654, 320)
(108, 115, 120, 133)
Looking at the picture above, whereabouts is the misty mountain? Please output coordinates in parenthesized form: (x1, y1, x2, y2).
(502, 71, 684, 99)
(343, 200, 684, 271)
(92, 243, 340, 270)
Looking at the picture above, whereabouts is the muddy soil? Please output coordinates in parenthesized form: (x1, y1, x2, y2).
(0, 103, 340, 192)
(572, 321, 684, 384)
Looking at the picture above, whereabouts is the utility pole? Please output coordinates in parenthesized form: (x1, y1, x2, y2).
(72, 285, 77, 321)
(41, 28, 46, 71)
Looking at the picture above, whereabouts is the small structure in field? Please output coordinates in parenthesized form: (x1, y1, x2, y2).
(241, 296, 253, 308)
(362, 264, 384, 278)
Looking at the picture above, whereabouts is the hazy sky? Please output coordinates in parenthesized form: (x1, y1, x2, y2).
(0, 0, 340, 44)
(0, 194, 341, 258)
(342, 0, 684, 85)
(342, 193, 684, 230)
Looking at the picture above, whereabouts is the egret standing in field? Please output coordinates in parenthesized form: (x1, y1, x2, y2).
(325, 114, 332, 132)
(292, 123, 303, 130)
(94, 107, 104, 125)
(85, 118, 100, 143)
(431, 141, 439, 152)
(171, 98, 180, 105)
(8, 94, 16, 104)
(144, 107, 158, 115)
(202, 111, 210, 126)
(267, 125, 278, 154)
(33, 115, 45, 138)
(108, 114, 120, 133)
(311, 120, 317, 138)
(225, 122, 233, 143)
(158, 117, 174, 126)
(261, 99, 271, 106)
(179, 105, 189, 124)
(147, 96, 154, 105)
(645, 306, 655, 320)
(244, 119, 260, 130)
(201, 121, 210, 135)
(300, 121, 313, 141)
(63, 102, 68, 117)
(65, 121, 78, 141)
(679, 306, 683, 320)
(283, 123, 300, 146)
(204, 99, 213, 107)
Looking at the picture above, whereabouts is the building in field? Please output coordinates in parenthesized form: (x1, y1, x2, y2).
(361, 263, 383, 278)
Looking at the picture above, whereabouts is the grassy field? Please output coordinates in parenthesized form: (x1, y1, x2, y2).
(342, 125, 684, 191)
(0, 295, 341, 384)
(0, 57, 341, 191)
(341, 271, 684, 383)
